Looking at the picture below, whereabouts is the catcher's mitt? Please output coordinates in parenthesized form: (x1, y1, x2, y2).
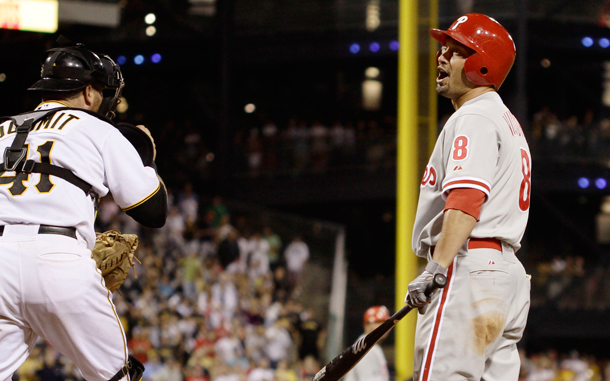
(92, 230, 139, 293)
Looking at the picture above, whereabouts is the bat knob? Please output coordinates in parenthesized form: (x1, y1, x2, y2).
(433, 273, 447, 288)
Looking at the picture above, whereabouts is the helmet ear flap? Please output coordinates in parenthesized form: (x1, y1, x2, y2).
(463, 53, 494, 87)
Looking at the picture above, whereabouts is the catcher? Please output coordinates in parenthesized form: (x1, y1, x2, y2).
(0, 37, 167, 381)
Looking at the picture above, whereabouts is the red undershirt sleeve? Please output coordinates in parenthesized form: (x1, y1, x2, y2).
(444, 188, 486, 221)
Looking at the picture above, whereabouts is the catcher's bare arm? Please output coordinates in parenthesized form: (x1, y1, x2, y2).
(312, 274, 447, 381)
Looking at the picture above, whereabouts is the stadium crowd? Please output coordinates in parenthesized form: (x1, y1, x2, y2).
(520, 349, 610, 381)
(233, 117, 397, 177)
(230, 106, 610, 178)
(15, 190, 324, 381)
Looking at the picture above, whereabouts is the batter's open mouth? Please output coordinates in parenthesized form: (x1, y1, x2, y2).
(437, 70, 448, 80)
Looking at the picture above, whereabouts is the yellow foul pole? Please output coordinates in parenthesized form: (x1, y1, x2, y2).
(395, 0, 420, 380)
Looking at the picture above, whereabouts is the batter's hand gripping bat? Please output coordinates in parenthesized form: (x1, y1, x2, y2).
(312, 273, 448, 381)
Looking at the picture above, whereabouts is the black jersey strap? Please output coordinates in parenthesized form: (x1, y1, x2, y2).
(0, 109, 97, 198)
(2, 110, 53, 170)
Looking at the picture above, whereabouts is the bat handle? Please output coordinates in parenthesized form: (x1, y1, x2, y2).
(424, 273, 448, 296)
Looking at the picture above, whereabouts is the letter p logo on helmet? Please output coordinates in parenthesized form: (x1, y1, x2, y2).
(450, 15, 469, 30)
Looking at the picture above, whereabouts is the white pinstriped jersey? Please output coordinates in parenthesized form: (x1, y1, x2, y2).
(412, 92, 531, 257)
(0, 102, 160, 248)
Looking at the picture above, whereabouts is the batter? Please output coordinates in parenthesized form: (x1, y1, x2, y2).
(405, 13, 531, 381)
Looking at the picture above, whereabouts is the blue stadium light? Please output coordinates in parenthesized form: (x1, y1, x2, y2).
(350, 43, 360, 54)
(582, 37, 594, 47)
(600, 38, 610, 48)
(151, 53, 162, 63)
(596, 178, 607, 189)
(369, 42, 380, 53)
(134, 55, 145, 65)
(116, 56, 126, 66)
(578, 177, 590, 188)
(389, 40, 399, 51)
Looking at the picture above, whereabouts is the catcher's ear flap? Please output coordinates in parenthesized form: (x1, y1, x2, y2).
(115, 123, 155, 168)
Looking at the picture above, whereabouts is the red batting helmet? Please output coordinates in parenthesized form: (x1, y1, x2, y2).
(430, 13, 516, 89)
(363, 306, 390, 324)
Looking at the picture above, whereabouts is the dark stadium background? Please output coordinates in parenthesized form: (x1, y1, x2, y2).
(4, 0, 610, 378)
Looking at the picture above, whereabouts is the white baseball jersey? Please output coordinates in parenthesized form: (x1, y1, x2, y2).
(0, 101, 160, 248)
(412, 91, 531, 257)
(343, 335, 389, 381)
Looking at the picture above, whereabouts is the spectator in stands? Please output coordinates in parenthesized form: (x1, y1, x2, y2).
(310, 120, 330, 173)
(165, 206, 187, 250)
(273, 266, 291, 297)
(36, 347, 63, 381)
(16, 345, 43, 381)
(245, 324, 267, 364)
(247, 358, 275, 381)
(297, 308, 323, 361)
(151, 357, 184, 381)
(129, 326, 153, 364)
(299, 355, 320, 381)
(178, 182, 199, 228)
(291, 121, 310, 174)
(181, 249, 203, 300)
(247, 128, 263, 177)
(275, 360, 298, 381)
(247, 232, 271, 281)
(215, 328, 245, 367)
(217, 228, 241, 270)
(284, 235, 310, 293)
(143, 351, 164, 381)
(262, 226, 282, 270)
(206, 196, 230, 228)
(212, 272, 239, 323)
(265, 319, 293, 368)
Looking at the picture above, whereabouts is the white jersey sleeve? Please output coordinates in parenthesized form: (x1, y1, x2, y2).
(99, 127, 160, 210)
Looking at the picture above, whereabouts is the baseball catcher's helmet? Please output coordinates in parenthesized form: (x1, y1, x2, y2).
(430, 13, 516, 89)
(364, 306, 390, 324)
(28, 36, 125, 118)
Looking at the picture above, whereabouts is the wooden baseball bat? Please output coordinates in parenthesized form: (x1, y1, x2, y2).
(312, 273, 448, 381)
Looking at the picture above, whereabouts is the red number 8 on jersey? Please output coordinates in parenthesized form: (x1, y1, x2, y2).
(452, 135, 469, 161)
(519, 148, 531, 212)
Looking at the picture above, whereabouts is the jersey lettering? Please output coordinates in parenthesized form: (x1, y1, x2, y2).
(502, 112, 524, 137)
(452, 135, 469, 161)
(421, 165, 437, 187)
(519, 148, 531, 212)
(0, 113, 80, 141)
(34, 113, 80, 131)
